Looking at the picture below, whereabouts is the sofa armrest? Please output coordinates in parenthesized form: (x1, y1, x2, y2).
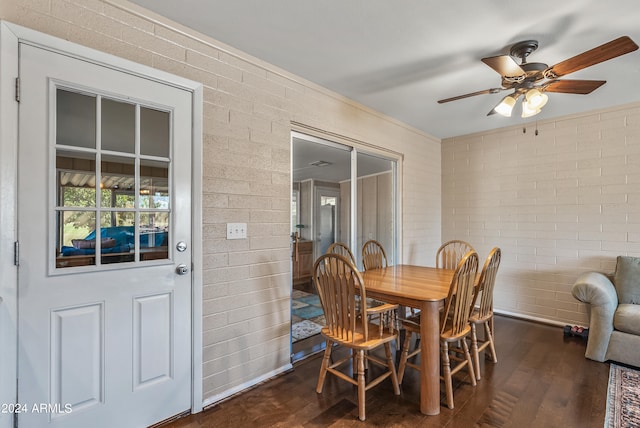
(572, 272, 618, 362)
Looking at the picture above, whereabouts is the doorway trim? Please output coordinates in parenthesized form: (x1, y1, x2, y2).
(0, 21, 204, 427)
(291, 124, 404, 264)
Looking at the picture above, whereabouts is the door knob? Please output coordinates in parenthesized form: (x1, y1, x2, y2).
(175, 264, 189, 275)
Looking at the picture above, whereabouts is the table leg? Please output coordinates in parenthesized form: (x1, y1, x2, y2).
(420, 300, 440, 415)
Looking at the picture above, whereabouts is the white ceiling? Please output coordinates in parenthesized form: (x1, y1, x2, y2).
(130, 0, 640, 139)
(291, 135, 394, 182)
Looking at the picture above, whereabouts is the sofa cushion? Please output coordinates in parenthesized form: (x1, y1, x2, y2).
(614, 304, 640, 335)
(614, 256, 640, 304)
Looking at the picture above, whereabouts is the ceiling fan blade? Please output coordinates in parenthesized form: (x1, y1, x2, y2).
(481, 55, 525, 77)
(544, 79, 606, 94)
(437, 88, 505, 104)
(548, 36, 639, 77)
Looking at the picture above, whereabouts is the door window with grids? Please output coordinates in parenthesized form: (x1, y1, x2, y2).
(55, 88, 171, 269)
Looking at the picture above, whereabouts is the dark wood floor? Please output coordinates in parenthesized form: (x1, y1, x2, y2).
(163, 316, 610, 427)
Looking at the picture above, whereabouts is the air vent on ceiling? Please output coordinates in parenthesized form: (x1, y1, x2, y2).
(309, 160, 332, 167)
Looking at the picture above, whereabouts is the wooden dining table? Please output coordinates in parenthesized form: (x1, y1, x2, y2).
(361, 264, 454, 416)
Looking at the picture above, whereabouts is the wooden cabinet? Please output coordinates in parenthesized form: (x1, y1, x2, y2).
(292, 240, 313, 285)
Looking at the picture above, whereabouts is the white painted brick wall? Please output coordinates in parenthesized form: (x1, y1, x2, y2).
(443, 104, 640, 326)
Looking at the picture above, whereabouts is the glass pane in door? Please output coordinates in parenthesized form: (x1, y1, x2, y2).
(140, 107, 170, 157)
(56, 150, 96, 207)
(102, 98, 135, 153)
(55, 210, 97, 268)
(139, 159, 170, 261)
(96, 211, 134, 264)
(140, 159, 170, 209)
(139, 211, 169, 260)
(101, 155, 135, 208)
(56, 89, 96, 149)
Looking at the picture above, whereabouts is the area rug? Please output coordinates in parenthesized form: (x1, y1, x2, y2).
(291, 290, 325, 343)
(605, 363, 640, 428)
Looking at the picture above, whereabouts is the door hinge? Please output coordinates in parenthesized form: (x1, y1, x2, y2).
(14, 241, 19, 266)
(15, 77, 20, 102)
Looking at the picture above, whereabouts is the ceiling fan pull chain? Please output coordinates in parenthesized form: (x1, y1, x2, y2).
(522, 124, 539, 136)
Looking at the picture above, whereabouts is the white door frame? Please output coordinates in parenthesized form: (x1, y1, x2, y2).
(0, 21, 204, 428)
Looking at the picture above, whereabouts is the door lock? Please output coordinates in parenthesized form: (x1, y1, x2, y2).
(175, 264, 189, 275)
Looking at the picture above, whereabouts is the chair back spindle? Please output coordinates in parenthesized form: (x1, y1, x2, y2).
(327, 242, 356, 265)
(362, 240, 388, 271)
(436, 240, 475, 270)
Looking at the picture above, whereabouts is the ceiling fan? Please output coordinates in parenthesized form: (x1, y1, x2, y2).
(438, 36, 639, 118)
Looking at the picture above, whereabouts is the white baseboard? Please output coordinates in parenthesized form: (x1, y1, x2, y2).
(495, 309, 566, 328)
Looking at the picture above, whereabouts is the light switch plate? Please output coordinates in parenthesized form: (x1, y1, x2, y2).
(227, 223, 247, 240)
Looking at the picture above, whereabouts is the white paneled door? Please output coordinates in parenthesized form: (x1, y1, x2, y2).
(17, 44, 192, 427)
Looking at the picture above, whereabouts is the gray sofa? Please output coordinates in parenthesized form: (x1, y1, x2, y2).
(571, 256, 640, 367)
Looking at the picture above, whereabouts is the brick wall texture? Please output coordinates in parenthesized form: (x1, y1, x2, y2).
(442, 105, 640, 326)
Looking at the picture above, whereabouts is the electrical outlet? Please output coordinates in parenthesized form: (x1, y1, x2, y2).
(226, 223, 247, 240)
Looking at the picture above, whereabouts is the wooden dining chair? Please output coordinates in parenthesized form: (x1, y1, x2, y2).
(362, 239, 388, 270)
(360, 239, 401, 325)
(313, 253, 400, 421)
(470, 247, 501, 380)
(436, 240, 475, 269)
(327, 242, 356, 265)
(397, 250, 479, 409)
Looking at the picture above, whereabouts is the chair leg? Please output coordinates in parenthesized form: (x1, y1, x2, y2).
(351, 349, 357, 377)
(316, 340, 332, 393)
(461, 339, 476, 386)
(350, 348, 368, 376)
(441, 341, 454, 409)
(356, 350, 366, 421)
(471, 323, 481, 381)
(485, 321, 498, 363)
(397, 328, 406, 360)
(384, 342, 401, 395)
(397, 331, 414, 384)
(395, 306, 410, 351)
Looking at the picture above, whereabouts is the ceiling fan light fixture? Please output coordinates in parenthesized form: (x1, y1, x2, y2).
(525, 88, 548, 109)
(521, 98, 542, 118)
(494, 95, 516, 117)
